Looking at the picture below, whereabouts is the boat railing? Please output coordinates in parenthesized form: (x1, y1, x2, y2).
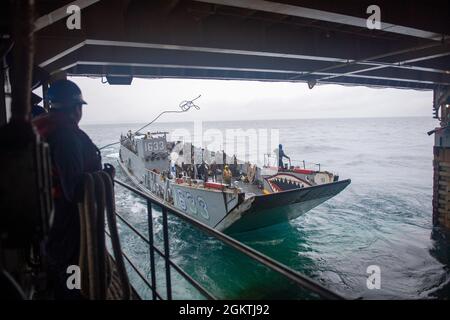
(121, 141, 138, 155)
(290, 159, 322, 172)
(110, 178, 345, 300)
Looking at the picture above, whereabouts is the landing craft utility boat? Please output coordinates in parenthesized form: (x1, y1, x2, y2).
(118, 131, 351, 234)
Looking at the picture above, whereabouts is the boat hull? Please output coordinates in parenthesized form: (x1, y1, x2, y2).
(117, 156, 238, 229)
(118, 145, 351, 234)
(218, 179, 351, 234)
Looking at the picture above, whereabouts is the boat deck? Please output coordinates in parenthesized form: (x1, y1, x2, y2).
(233, 179, 265, 196)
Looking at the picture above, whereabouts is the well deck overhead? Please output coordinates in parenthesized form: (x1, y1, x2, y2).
(1, 0, 448, 90)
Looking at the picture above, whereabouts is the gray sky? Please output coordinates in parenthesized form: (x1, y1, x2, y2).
(67, 77, 432, 125)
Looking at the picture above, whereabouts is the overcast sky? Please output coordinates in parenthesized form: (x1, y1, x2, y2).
(66, 77, 432, 125)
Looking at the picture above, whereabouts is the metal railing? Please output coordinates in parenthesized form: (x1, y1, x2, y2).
(110, 178, 344, 300)
(290, 159, 322, 171)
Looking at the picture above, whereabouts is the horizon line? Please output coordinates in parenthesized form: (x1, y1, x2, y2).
(81, 115, 435, 126)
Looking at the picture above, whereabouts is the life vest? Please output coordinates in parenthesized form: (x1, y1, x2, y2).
(223, 168, 232, 183)
(33, 112, 102, 200)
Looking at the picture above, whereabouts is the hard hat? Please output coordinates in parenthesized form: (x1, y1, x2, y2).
(47, 79, 87, 109)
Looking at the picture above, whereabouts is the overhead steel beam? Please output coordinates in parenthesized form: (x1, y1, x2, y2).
(34, 0, 434, 73)
(41, 44, 330, 73)
(79, 45, 331, 72)
(316, 71, 446, 86)
(289, 40, 450, 82)
(32, 0, 449, 90)
(404, 53, 450, 67)
(63, 60, 448, 88)
(84, 39, 352, 63)
(67, 64, 436, 90)
(37, 35, 450, 86)
(316, 44, 450, 83)
(193, 0, 449, 41)
(36, 38, 85, 67)
(75, 0, 417, 60)
(84, 39, 450, 74)
(320, 78, 434, 91)
(41, 44, 450, 86)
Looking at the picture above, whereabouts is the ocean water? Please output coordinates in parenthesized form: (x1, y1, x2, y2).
(83, 117, 450, 300)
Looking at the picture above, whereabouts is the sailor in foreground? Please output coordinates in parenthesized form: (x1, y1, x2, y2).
(33, 79, 113, 299)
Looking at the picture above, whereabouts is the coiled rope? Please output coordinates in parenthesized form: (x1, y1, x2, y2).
(78, 172, 130, 300)
(99, 95, 201, 151)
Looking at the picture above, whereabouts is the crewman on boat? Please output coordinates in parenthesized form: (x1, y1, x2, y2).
(210, 161, 218, 182)
(231, 154, 238, 176)
(198, 161, 209, 182)
(175, 163, 183, 178)
(223, 165, 232, 186)
(33, 79, 114, 299)
(277, 144, 290, 170)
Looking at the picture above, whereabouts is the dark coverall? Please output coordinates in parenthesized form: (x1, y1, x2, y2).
(31, 104, 47, 119)
(33, 111, 102, 299)
(197, 163, 209, 182)
(278, 147, 290, 168)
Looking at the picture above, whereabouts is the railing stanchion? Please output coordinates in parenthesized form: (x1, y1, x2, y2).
(147, 199, 157, 300)
(162, 207, 172, 300)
